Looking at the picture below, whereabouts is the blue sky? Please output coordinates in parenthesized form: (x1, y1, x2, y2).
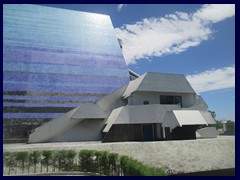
(42, 4, 235, 121)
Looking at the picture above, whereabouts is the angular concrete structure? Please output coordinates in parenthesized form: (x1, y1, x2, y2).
(28, 104, 108, 143)
(29, 72, 217, 143)
(3, 4, 217, 144)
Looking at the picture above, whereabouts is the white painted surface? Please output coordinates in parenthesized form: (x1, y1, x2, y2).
(28, 72, 213, 143)
(123, 72, 195, 98)
(123, 73, 145, 98)
(50, 119, 105, 142)
(173, 110, 208, 126)
(71, 104, 108, 119)
(103, 107, 123, 133)
(103, 104, 181, 132)
(28, 108, 80, 143)
(97, 85, 128, 114)
(28, 104, 107, 143)
(128, 91, 195, 107)
(199, 111, 216, 124)
(196, 127, 219, 138)
(162, 110, 208, 131)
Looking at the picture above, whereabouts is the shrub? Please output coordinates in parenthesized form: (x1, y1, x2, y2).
(3, 150, 166, 176)
(98, 151, 109, 175)
(108, 153, 119, 176)
(15, 151, 29, 174)
(78, 150, 94, 172)
(4, 152, 15, 175)
(53, 150, 67, 171)
(93, 150, 102, 174)
(65, 150, 77, 171)
(42, 150, 54, 172)
(29, 151, 41, 173)
(120, 155, 129, 175)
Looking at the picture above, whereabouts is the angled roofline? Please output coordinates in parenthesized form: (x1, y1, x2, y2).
(128, 69, 140, 77)
(123, 72, 196, 98)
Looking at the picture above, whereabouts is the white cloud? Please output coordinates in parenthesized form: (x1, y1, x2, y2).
(115, 4, 235, 64)
(186, 66, 235, 93)
(193, 4, 235, 23)
(117, 4, 127, 12)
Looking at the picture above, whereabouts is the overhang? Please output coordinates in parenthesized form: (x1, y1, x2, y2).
(103, 104, 181, 132)
(123, 72, 196, 98)
(162, 110, 208, 131)
(199, 111, 216, 125)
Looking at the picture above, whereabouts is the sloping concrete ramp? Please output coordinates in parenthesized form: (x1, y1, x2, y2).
(28, 104, 108, 143)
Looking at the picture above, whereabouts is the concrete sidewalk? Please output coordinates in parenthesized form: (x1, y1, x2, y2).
(3, 136, 235, 175)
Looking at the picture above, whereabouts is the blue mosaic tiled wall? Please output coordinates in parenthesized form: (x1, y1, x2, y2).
(3, 4, 130, 140)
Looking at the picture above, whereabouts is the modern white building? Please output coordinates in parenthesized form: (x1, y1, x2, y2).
(29, 72, 217, 143)
(3, 4, 218, 144)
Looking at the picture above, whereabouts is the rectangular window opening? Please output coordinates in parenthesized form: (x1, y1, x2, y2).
(143, 101, 149, 105)
(160, 96, 182, 107)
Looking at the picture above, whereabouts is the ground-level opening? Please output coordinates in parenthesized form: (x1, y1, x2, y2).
(102, 123, 166, 142)
(142, 124, 154, 141)
(102, 123, 203, 142)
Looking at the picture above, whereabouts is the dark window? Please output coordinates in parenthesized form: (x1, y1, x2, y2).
(160, 96, 182, 107)
(142, 124, 154, 141)
(143, 101, 149, 105)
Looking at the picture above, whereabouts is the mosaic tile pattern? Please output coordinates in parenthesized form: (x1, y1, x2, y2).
(3, 4, 129, 138)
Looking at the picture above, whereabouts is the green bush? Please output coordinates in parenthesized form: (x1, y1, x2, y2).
(118, 155, 166, 176)
(29, 151, 41, 173)
(4, 152, 15, 175)
(53, 150, 67, 171)
(3, 150, 166, 176)
(52, 151, 59, 172)
(42, 150, 53, 172)
(15, 151, 29, 174)
(65, 150, 77, 171)
(108, 153, 119, 176)
(93, 150, 102, 174)
(120, 155, 128, 175)
(98, 151, 109, 175)
(78, 150, 94, 172)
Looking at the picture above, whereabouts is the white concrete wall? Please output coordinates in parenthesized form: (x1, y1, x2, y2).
(128, 91, 195, 108)
(97, 85, 127, 114)
(194, 95, 209, 108)
(196, 127, 220, 138)
(28, 108, 81, 143)
(28, 103, 108, 143)
(50, 119, 105, 142)
(162, 111, 180, 131)
(182, 93, 195, 107)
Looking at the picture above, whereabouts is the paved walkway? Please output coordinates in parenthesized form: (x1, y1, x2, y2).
(3, 136, 235, 175)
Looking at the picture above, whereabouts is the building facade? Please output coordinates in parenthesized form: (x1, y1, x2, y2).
(3, 4, 217, 143)
(29, 72, 217, 143)
(3, 4, 130, 142)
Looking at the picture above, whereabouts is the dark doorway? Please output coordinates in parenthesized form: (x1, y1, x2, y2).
(142, 124, 154, 141)
(172, 125, 198, 140)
